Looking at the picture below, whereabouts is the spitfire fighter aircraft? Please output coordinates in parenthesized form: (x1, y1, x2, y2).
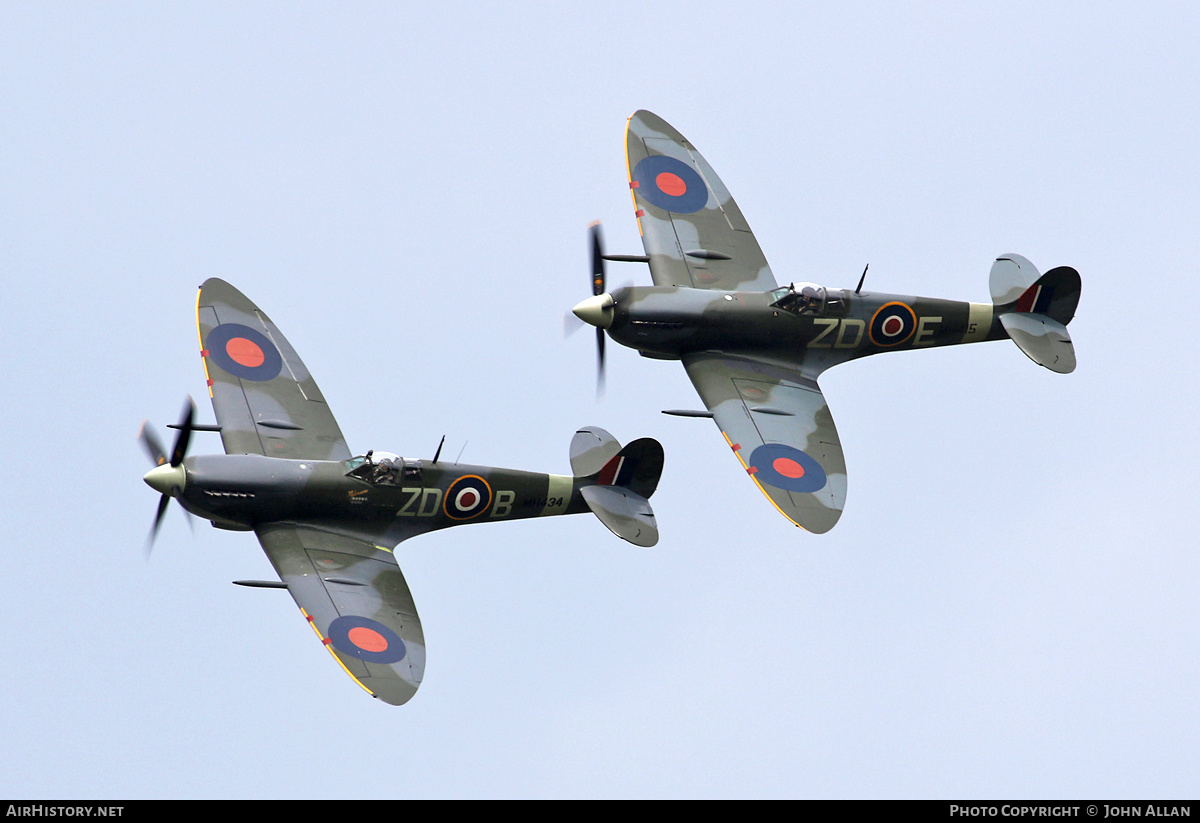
(140, 278, 663, 705)
(572, 110, 1080, 534)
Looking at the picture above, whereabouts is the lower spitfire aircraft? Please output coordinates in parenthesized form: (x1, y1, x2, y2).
(139, 278, 663, 705)
(571, 110, 1080, 534)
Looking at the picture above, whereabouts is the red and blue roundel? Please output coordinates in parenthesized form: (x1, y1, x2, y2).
(327, 615, 406, 664)
(631, 155, 709, 214)
(444, 475, 493, 520)
(748, 444, 827, 493)
(868, 302, 917, 347)
(205, 323, 283, 382)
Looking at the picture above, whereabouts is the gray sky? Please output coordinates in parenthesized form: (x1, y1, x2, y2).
(2, 1, 1197, 799)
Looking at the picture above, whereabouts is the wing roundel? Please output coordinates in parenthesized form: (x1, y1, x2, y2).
(255, 524, 425, 706)
(625, 110, 778, 292)
(682, 353, 847, 533)
(196, 278, 351, 460)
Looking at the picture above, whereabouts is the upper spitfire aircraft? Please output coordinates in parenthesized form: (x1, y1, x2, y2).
(572, 110, 1080, 534)
(140, 278, 663, 705)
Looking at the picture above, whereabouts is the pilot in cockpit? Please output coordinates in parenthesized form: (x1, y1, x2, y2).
(371, 456, 400, 486)
(769, 282, 847, 317)
(796, 283, 826, 312)
(346, 450, 404, 485)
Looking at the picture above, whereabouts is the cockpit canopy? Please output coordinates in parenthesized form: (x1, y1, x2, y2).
(769, 282, 848, 316)
(346, 451, 420, 486)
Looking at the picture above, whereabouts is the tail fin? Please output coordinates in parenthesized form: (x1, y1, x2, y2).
(990, 255, 1081, 374)
(570, 427, 622, 477)
(569, 427, 663, 547)
(989, 253, 1042, 305)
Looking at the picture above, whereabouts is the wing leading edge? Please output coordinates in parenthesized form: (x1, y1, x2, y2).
(255, 524, 426, 705)
(682, 353, 846, 533)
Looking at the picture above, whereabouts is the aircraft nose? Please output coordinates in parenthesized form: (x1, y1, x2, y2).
(571, 293, 615, 329)
(143, 463, 185, 496)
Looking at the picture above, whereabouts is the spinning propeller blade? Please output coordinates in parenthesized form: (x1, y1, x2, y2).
(138, 420, 167, 467)
(590, 222, 607, 396)
(146, 493, 171, 558)
(140, 397, 197, 556)
(169, 397, 194, 467)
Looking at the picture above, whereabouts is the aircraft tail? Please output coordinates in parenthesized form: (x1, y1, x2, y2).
(989, 255, 1081, 374)
(569, 427, 662, 547)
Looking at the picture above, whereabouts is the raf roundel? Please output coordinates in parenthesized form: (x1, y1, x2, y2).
(631, 155, 709, 214)
(444, 475, 493, 520)
(205, 323, 283, 382)
(868, 302, 917, 347)
(747, 444, 828, 494)
(327, 615, 407, 664)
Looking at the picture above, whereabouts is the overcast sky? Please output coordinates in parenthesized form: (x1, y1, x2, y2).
(2, 2, 1197, 799)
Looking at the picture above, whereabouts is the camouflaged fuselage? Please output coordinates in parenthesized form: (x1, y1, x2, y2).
(606, 285, 1005, 374)
(175, 453, 591, 543)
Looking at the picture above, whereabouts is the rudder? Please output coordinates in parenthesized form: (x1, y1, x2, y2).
(1012, 266, 1081, 327)
(594, 438, 664, 500)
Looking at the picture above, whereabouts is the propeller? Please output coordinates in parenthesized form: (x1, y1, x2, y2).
(138, 420, 167, 467)
(139, 397, 196, 555)
(590, 222, 607, 396)
(571, 222, 635, 396)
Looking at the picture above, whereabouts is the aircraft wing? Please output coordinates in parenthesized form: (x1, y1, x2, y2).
(682, 353, 846, 533)
(255, 523, 425, 705)
(625, 110, 777, 292)
(196, 278, 351, 461)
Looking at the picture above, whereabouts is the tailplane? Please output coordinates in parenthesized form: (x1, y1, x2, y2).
(990, 255, 1081, 374)
(569, 427, 663, 547)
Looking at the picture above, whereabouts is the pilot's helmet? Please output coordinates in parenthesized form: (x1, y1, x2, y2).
(795, 282, 825, 310)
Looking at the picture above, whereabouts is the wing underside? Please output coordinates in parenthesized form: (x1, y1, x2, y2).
(196, 278, 351, 461)
(255, 523, 426, 705)
(682, 353, 846, 533)
(625, 110, 777, 292)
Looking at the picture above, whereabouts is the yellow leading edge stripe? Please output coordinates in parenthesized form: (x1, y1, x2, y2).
(721, 431, 807, 531)
(625, 114, 644, 237)
(195, 287, 215, 399)
(300, 607, 376, 698)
